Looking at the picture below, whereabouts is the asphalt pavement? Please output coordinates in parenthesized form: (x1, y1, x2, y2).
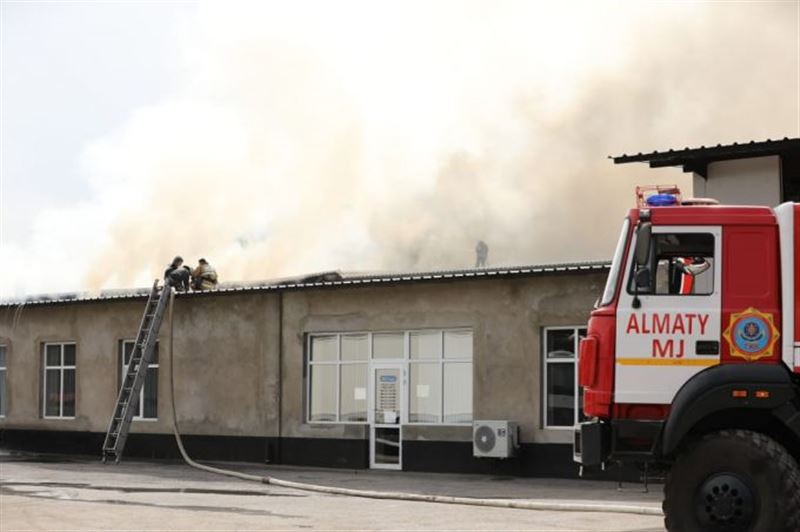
(0, 452, 665, 531)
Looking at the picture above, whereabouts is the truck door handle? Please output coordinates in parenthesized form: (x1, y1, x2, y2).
(696, 341, 719, 355)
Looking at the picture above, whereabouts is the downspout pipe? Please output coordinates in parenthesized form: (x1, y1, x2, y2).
(277, 290, 283, 463)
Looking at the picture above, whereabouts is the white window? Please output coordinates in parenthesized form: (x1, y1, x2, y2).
(308, 334, 368, 423)
(409, 330, 473, 424)
(120, 340, 159, 420)
(0, 344, 7, 417)
(43, 343, 76, 418)
(307, 329, 473, 425)
(409, 331, 440, 423)
(543, 327, 587, 429)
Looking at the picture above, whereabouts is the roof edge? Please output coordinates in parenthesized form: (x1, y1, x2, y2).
(0, 261, 611, 308)
(611, 137, 800, 167)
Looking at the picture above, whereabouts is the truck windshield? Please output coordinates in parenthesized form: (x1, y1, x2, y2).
(598, 218, 630, 307)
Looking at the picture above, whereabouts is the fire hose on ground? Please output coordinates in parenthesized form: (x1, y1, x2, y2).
(165, 290, 663, 517)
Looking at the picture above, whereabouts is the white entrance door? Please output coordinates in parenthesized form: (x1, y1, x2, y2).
(616, 225, 722, 404)
(370, 364, 403, 470)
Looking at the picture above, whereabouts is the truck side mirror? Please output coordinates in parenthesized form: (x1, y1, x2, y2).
(634, 222, 652, 267)
(631, 266, 649, 309)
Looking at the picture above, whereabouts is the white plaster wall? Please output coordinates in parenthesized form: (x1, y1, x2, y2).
(691, 155, 780, 206)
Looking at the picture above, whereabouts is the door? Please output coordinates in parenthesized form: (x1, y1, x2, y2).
(616, 225, 722, 404)
(370, 364, 403, 469)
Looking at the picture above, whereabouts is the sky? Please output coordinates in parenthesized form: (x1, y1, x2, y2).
(1, 0, 799, 298)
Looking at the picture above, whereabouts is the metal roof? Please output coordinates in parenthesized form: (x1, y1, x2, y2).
(611, 137, 800, 177)
(0, 261, 611, 308)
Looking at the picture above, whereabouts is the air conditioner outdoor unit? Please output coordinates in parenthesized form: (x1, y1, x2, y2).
(473, 420, 519, 458)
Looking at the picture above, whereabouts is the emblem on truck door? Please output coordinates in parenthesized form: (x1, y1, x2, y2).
(722, 307, 779, 361)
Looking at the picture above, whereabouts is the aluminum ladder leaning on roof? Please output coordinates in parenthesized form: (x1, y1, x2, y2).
(102, 280, 172, 463)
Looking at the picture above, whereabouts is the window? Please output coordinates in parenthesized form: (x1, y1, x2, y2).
(306, 329, 473, 425)
(308, 334, 368, 422)
(120, 340, 159, 420)
(373, 333, 403, 359)
(43, 343, 76, 418)
(631, 232, 715, 296)
(0, 345, 6, 417)
(409, 330, 473, 424)
(543, 327, 586, 428)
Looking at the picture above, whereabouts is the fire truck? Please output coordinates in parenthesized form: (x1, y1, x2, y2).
(574, 186, 800, 531)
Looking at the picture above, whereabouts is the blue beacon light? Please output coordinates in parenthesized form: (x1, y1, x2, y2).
(646, 193, 678, 207)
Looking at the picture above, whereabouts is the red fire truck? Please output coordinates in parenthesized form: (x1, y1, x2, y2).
(574, 186, 800, 531)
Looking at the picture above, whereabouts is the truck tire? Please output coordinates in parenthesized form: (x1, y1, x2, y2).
(663, 429, 800, 532)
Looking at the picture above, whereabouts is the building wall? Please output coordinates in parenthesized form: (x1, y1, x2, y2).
(168, 293, 282, 436)
(0, 293, 281, 438)
(692, 155, 781, 205)
(0, 300, 149, 433)
(280, 273, 604, 446)
(0, 271, 605, 473)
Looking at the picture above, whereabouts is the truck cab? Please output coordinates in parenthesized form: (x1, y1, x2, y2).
(574, 187, 800, 531)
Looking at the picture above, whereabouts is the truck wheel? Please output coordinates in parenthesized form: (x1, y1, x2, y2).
(663, 429, 800, 532)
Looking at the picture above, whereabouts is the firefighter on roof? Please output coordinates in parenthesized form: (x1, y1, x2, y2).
(164, 256, 191, 292)
(192, 258, 219, 291)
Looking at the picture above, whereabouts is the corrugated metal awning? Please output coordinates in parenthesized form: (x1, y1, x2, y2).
(611, 137, 800, 177)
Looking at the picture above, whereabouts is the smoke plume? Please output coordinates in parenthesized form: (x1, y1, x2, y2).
(4, 1, 799, 295)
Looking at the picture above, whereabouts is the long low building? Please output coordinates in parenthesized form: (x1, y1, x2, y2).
(4, 136, 795, 478)
(0, 262, 608, 477)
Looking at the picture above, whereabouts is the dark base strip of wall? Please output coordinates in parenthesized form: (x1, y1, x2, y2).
(0, 429, 275, 463)
(404, 440, 579, 477)
(403, 441, 643, 482)
(279, 436, 369, 469)
(0, 429, 641, 481)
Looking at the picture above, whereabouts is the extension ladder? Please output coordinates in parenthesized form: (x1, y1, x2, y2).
(102, 281, 171, 463)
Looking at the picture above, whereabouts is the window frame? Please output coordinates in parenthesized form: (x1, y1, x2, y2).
(42, 342, 77, 420)
(411, 330, 473, 426)
(307, 333, 368, 425)
(542, 326, 586, 430)
(120, 339, 159, 421)
(306, 329, 473, 427)
(408, 331, 443, 424)
(626, 231, 716, 297)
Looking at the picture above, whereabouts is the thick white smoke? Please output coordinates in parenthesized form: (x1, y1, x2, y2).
(2, 0, 798, 296)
